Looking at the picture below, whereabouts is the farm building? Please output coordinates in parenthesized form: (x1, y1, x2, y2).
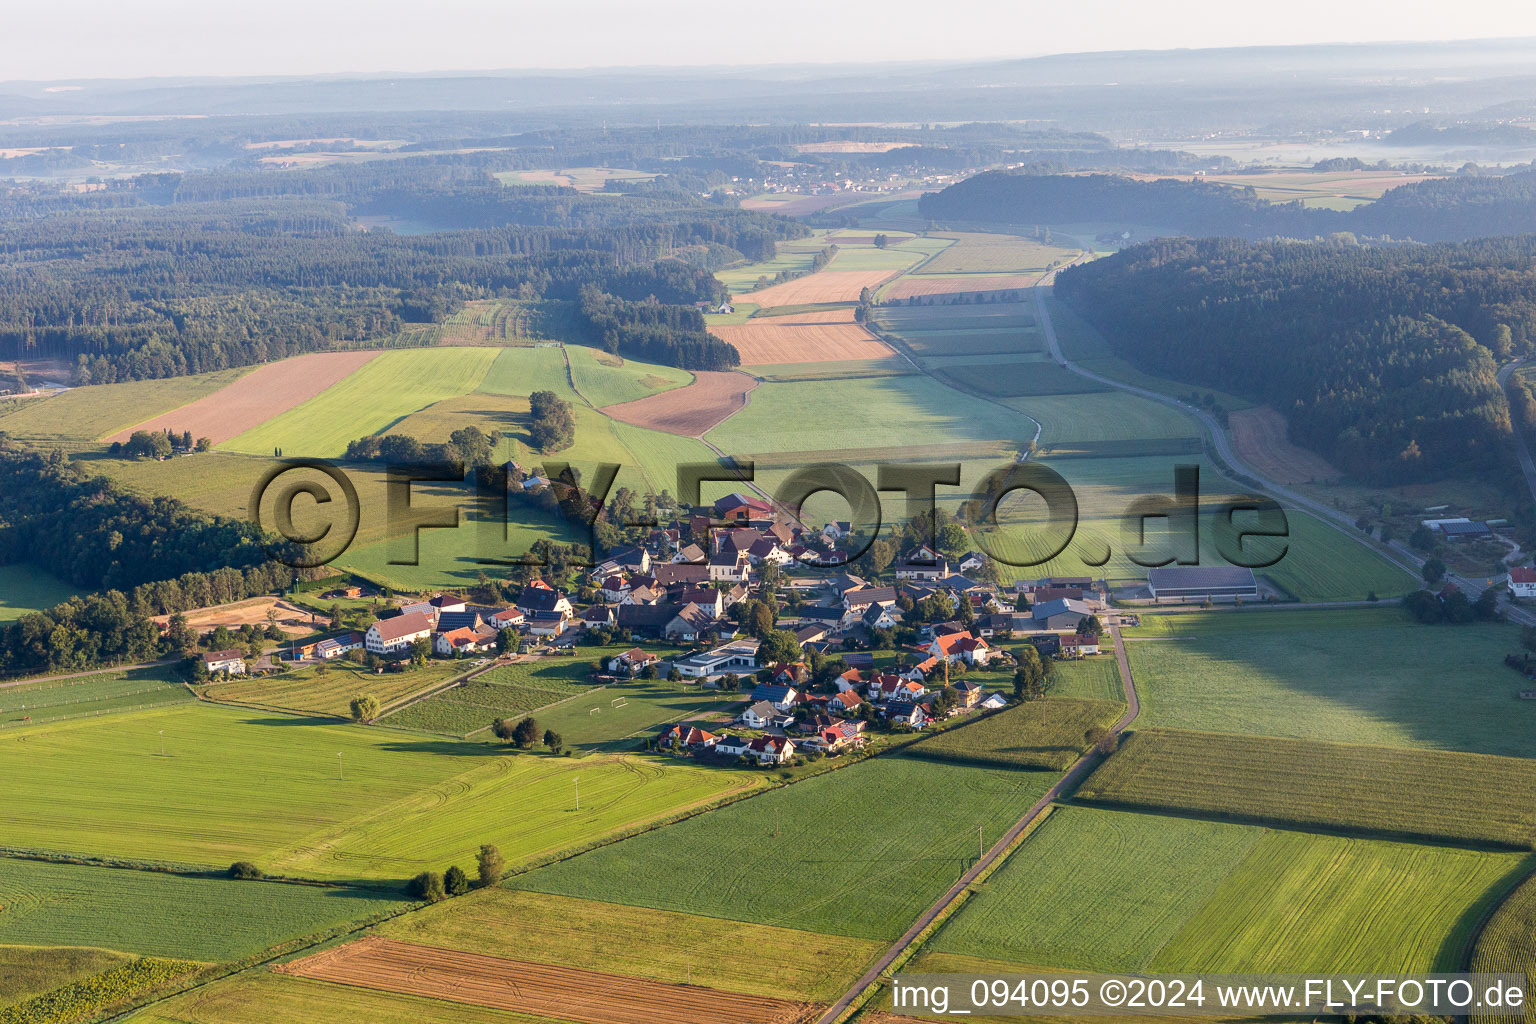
(1031, 598, 1094, 630)
(1421, 517, 1493, 540)
(201, 649, 247, 675)
(314, 632, 364, 660)
(365, 612, 434, 655)
(1146, 566, 1259, 601)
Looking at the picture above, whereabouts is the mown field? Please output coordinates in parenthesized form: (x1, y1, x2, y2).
(127, 971, 578, 1024)
(377, 889, 882, 1002)
(916, 232, 1078, 275)
(1126, 608, 1536, 756)
(1471, 867, 1536, 1022)
(0, 564, 78, 624)
(1, 666, 193, 727)
(937, 361, 1109, 397)
(0, 368, 252, 444)
(266, 752, 763, 883)
(380, 652, 617, 736)
(223, 347, 501, 458)
(519, 755, 1059, 940)
(565, 347, 693, 408)
(905, 698, 1124, 771)
(530, 679, 740, 754)
(1078, 729, 1536, 848)
(0, 858, 407, 961)
(203, 660, 464, 719)
(930, 805, 1529, 975)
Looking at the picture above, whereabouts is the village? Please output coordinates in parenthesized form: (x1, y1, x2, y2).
(186, 491, 1154, 765)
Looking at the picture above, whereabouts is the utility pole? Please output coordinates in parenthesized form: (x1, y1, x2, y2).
(978, 824, 984, 861)
(158, 730, 165, 757)
(574, 776, 579, 812)
(337, 752, 343, 781)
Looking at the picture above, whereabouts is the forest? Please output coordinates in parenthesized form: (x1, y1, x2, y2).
(1054, 235, 1536, 483)
(919, 168, 1536, 243)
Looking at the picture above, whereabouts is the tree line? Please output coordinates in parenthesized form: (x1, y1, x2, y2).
(577, 286, 740, 370)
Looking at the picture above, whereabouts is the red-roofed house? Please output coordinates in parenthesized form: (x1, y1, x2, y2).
(1511, 567, 1536, 599)
(1058, 633, 1100, 657)
(658, 724, 718, 749)
(607, 648, 660, 676)
(748, 734, 796, 764)
(365, 612, 434, 655)
(929, 631, 991, 666)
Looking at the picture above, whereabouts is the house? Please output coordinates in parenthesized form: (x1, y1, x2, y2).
(751, 683, 799, 710)
(957, 551, 988, 573)
(903, 656, 944, 683)
(202, 649, 247, 675)
(1511, 567, 1536, 599)
(429, 595, 468, 614)
(365, 612, 434, 655)
(1059, 633, 1101, 657)
(314, 632, 364, 660)
(397, 600, 438, 625)
(861, 603, 898, 630)
(708, 550, 749, 583)
(835, 668, 863, 692)
(793, 712, 837, 735)
(746, 537, 792, 566)
(830, 689, 864, 714)
(615, 603, 675, 638)
(1031, 598, 1095, 631)
(1026, 586, 1086, 606)
(842, 586, 897, 611)
(1025, 633, 1062, 657)
(580, 605, 615, 630)
(673, 543, 707, 565)
(624, 584, 663, 606)
(598, 575, 631, 602)
(748, 734, 796, 764)
(953, 680, 984, 708)
(795, 623, 830, 645)
(435, 610, 483, 634)
(525, 610, 569, 637)
(517, 585, 573, 618)
(712, 734, 752, 758)
(740, 701, 779, 729)
(486, 608, 525, 631)
(607, 648, 658, 676)
(664, 602, 716, 643)
(658, 724, 718, 749)
(869, 674, 925, 703)
(976, 613, 1013, 638)
(894, 546, 949, 581)
(652, 562, 710, 588)
(930, 631, 991, 666)
(669, 586, 723, 616)
(885, 701, 929, 729)
(434, 626, 492, 657)
(671, 639, 760, 679)
(713, 492, 774, 524)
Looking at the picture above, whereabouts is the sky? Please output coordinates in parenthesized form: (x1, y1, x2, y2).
(7, 0, 1536, 81)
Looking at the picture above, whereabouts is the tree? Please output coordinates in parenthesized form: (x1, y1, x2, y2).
(444, 865, 470, 896)
(1421, 558, 1446, 587)
(408, 871, 446, 902)
(194, 436, 212, 452)
(1013, 645, 1047, 702)
(349, 694, 380, 722)
(543, 728, 564, 754)
(874, 233, 889, 249)
(1077, 614, 1103, 636)
(1409, 524, 1436, 551)
(757, 629, 802, 666)
(408, 637, 431, 666)
(512, 716, 541, 748)
(476, 844, 505, 887)
(228, 861, 263, 880)
(497, 626, 517, 655)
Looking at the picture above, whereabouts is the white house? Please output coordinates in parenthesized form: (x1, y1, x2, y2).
(202, 649, 247, 675)
(713, 734, 752, 758)
(314, 633, 364, 660)
(365, 612, 434, 655)
(608, 647, 660, 676)
(929, 631, 991, 666)
(672, 639, 759, 679)
(1511, 567, 1536, 599)
(740, 700, 778, 729)
(748, 734, 795, 764)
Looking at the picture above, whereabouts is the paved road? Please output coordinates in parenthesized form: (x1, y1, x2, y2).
(813, 622, 1140, 1024)
(1032, 286, 1535, 626)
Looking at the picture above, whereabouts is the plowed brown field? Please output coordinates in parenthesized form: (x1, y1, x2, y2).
(710, 322, 894, 365)
(1229, 405, 1341, 484)
(756, 308, 858, 325)
(883, 274, 1035, 300)
(741, 270, 901, 306)
(106, 351, 379, 444)
(278, 938, 820, 1024)
(601, 371, 756, 436)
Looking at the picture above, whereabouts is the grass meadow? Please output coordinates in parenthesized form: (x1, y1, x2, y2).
(0, 368, 252, 445)
(1126, 608, 1536, 756)
(203, 660, 465, 718)
(0, 858, 407, 961)
(1, 666, 193, 727)
(1080, 729, 1536, 848)
(519, 755, 1059, 940)
(929, 805, 1529, 975)
(905, 698, 1125, 771)
(0, 564, 77, 623)
(377, 888, 882, 1002)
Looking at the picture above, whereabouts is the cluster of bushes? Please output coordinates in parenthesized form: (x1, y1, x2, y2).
(408, 844, 505, 902)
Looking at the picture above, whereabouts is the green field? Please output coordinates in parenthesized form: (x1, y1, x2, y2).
(931, 805, 1529, 974)
(565, 346, 693, 408)
(1079, 729, 1536, 848)
(529, 678, 741, 754)
(377, 889, 882, 1002)
(1022, 392, 1200, 444)
(379, 652, 621, 737)
(1, 666, 193, 727)
(905, 698, 1124, 771)
(0, 704, 756, 880)
(1126, 608, 1536, 756)
(519, 755, 1058, 940)
(203, 660, 466, 718)
(0, 368, 252, 444)
(0, 564, 77, 624)
(899, 328, 1043, 357)
(266, 751, 763, 882)
(1049, 655, 1126, 700)
(1471, 867, 1536, 1022)
(223, 348, 501, 458)
(938, 361, 1109, 397)
(916, 232, 1078, 275)
(0, 858, 407, 961)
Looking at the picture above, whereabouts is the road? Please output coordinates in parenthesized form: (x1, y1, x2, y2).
(814, 621, 1140, 1024)
(1031, 286, 1535, 626)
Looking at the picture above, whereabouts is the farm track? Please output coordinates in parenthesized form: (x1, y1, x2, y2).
(278, 936, 822, 1024)
(813, 621, 1140, 1024)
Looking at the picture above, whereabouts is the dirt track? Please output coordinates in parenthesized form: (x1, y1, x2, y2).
(709, 322, 895, 365)
(279, 937, 820, 1024)
(601, 371, 756, 436)
(105, 351, 378, 444)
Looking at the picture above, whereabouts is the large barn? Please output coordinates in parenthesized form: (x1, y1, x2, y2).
(1146, 566, 1258, 601)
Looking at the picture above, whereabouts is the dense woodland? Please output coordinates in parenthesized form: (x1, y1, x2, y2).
(920, 169, 1536, 243)
(1054, 235, 1536, 482)
(576, 286, 739, 370)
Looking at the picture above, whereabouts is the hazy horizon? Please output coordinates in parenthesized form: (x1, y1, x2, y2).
(9, 0, 1536, 83)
